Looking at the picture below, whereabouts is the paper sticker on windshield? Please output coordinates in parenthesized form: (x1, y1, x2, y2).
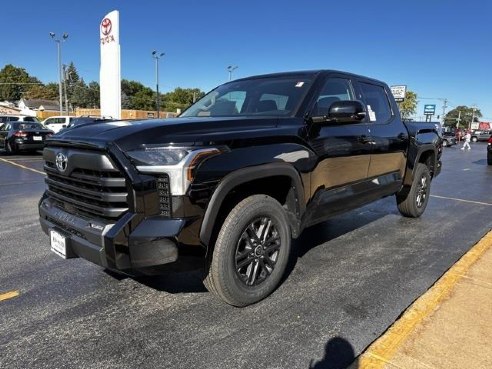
(367, 105, 376, 121)
(295, 82, 305, 88)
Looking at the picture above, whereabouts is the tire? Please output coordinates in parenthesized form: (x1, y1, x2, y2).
(204, 195, 291, 307)
(442, 139, 448, 147)
(396, 163, 431, 218)
(488, 153, 492, 165)
(471, 136, 478, 142)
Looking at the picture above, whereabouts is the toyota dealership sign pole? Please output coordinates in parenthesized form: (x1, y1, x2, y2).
(99, 10, 121, 119)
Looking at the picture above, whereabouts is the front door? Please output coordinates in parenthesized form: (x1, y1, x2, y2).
(305, 76, 372, 226)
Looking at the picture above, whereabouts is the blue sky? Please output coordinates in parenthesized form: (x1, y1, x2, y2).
(2, 0, 492, 120)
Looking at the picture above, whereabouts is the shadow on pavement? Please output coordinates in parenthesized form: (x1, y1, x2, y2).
(309, 336, 358, 369)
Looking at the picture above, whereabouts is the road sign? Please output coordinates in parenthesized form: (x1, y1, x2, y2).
(424, 104, 436, 115)
(390, 85, 407, 102)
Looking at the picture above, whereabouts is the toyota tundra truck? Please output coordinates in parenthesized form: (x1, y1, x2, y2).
(39, 70, 442, 306)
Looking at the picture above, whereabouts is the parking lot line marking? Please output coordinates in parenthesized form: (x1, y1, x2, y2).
(0, 157, 45, 175)
(430, 194, 492, 206)
(354, 230, 492, 369)
(0, 290, 20, 302)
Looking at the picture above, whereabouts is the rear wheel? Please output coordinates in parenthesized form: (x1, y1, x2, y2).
(471, 136, 478, 142)
(396, 163, 431, 218)
(204, 195, 291, 306)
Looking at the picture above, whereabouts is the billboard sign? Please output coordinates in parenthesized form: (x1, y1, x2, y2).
(100, 10, 121, 119)
(424, 104, 436, 115)
(390, 85, 407, 102)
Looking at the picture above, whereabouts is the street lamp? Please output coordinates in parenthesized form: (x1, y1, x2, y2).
(227, 65, 238, 81)
(49, 32, 68, 115)
(152, 50, 165, 118)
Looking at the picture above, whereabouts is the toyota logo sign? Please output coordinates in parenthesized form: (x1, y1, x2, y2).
(55, 152, 68, 173)
(101, 18, 112, 36)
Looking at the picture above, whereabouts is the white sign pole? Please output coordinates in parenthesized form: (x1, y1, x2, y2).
(99, 10, 121, 119)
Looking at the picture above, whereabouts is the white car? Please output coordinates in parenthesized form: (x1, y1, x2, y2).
(41, 116, 75, 133)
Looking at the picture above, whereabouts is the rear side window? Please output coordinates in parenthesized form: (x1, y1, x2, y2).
(359, 82, 392, 123)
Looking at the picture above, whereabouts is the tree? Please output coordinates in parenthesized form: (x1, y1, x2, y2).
(0, 64, 41, 101)
(163, 88, 205, 111)
(397, 90, 417, 120)
(24, 83, 58, 100)
(444, 106, 482, 128)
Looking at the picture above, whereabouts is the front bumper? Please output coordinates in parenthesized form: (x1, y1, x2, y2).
(39, 195, 186, 270)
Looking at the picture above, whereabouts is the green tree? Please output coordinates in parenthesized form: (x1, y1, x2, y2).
(163, 87, 205, 111)
(86, 82, 100, 108)
(397, 90, 417, 120)
(444, 106, 482, 128)
(0, 64, 41, 101)
(121, 79, 155, 110)
(24, 83, 58, 100)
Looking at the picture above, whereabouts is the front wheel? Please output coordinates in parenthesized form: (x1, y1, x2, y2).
(471, 136, 478, 142)
(396, 163, 431, 218)
(204, 195, 291, 307)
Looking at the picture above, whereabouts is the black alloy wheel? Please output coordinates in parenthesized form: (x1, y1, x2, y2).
(396, 163, 431, 218)
(204, 195, 291, 307)
(235, 216, 281, 286)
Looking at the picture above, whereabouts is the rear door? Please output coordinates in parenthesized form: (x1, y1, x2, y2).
(356, 79, 408, 195)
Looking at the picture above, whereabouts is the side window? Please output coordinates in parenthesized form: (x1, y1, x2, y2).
(312, 78, 353, 116)
(359, 82, 392, 123)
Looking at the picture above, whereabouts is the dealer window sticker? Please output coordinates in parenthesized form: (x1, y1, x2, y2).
(367, 105, 376, 121)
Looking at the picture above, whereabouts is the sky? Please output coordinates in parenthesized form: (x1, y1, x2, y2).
(2, 0, 492, 121)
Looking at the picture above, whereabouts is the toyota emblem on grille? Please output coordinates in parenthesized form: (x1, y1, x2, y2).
(55, 152, 68, 172)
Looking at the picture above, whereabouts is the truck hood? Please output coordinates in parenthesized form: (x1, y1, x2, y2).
(48, 117, 280, 151)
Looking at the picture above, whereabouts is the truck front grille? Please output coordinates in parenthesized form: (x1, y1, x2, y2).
(43, 148, 129, 220)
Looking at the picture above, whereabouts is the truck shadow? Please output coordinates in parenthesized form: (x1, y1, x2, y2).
(133, 203, 392, 295)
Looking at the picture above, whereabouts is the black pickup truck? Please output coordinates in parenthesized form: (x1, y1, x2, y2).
(39, 70, 442, 306)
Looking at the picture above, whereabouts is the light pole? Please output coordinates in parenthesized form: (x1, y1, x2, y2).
(152, 50, 165, 118)
(49, 32, 68, 115)
(227, 65, 238, 81)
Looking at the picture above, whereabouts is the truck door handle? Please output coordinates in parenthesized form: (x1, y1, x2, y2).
(358, 135, 375, 144)
(397, 133, 408, 141)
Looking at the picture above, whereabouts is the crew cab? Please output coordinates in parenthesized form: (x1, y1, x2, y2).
(39, 70, 442, 306)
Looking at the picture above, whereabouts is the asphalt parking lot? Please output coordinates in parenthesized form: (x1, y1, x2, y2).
(1, 143, 491, 369)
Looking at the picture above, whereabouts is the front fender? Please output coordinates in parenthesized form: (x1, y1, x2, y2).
(199, 162, 306, 247)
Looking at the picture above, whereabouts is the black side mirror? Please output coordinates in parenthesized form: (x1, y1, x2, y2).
(311, 100, 366, 124)
(328, 100, 366, 123)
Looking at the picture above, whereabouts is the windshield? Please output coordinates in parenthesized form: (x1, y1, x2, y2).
(181, 76, 313, 118)
(12, 122, 45, 130)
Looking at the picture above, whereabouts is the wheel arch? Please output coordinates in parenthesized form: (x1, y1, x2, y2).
(199, 163, 305, 250)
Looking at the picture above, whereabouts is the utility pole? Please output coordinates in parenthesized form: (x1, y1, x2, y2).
(470, 105, 476, 130)
(62, 64, 69, 115)
(152, 50, 165, 118)
(227, 65, 238, 81)
(49, 32, 68, 115)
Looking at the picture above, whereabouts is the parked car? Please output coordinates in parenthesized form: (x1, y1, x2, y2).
(487, 136, 492, 165)
(41, 116, 75, 133)
(441, 131, 457, 147)
(0, 121, 53, 154)
(57, 116, 116, 134)
(471, 130, 492, 142)
(0, 115, 40, 123)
